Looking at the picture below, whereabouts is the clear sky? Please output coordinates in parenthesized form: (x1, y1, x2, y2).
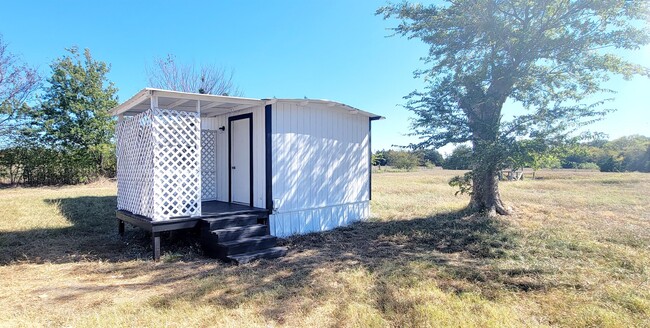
(1, 1, 648, 153)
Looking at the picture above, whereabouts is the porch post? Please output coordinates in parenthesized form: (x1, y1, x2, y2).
(151, 91, 158, 110)
(117, 219, 125, 236)
(152, 232, 161, 261)
(116, 113, 125, 237)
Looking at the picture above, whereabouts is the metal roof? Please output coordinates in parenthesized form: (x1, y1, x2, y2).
(110, 88, 384, 119)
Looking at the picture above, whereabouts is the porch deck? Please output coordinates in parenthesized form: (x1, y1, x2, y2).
(201, 201, 267, 218)
(116, 200, 268, 234)
(116, 201, 270, 260)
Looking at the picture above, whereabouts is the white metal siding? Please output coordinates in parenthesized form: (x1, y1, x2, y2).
(270, 201, 369, 237)
(200, 106, 266, 208)
(270, 101, 370, 237)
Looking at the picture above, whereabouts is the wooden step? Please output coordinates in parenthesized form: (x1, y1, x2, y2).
(203, 235, 278, 259)
(201, 214, 259, 230)
(199, 212, 286, 263)
(227, 247, 289, 264)
(219, 235, 277, 255)
(209, 224, 268, 242)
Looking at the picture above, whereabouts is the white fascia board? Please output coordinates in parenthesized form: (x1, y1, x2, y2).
(110, 88, 265, 116)
(148, 88, 263, 106)
(275, 98, 384, 120)
(111, 88, 385, 120)
(109, 89, 151, 116)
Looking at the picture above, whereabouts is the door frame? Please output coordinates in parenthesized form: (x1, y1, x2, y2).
(228, 113, 254, 205)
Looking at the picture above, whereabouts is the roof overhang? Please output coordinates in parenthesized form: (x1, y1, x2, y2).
(110, 88, 385, 119)
(110, 88, 265, 117)
(267, 98, 384, 120)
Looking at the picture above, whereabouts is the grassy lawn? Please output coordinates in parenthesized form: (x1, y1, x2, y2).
(0, 170, 648, 327)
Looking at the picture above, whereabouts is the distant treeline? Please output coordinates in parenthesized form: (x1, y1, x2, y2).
(374, 135, 650, 173)
(0, 146, 116, 185)
(561, 135, 650, 172)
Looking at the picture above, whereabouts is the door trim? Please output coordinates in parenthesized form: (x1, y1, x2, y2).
(228, 113, 254, 206)
(264, 104, 273, 212)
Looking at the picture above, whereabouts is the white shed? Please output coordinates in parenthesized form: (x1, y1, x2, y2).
(112, 88, 382, 262)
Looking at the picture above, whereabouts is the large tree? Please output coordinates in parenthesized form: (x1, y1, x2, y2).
(0, 35, 40, 144)
(146, 54, 242, 96)
(378, 0, 650, 215)
(26, 47, 118, 183)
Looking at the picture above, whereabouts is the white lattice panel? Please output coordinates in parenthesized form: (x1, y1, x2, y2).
(152, 108, 201, 220)
(201, 130, 217, 201)
(116, 111, 155, 219)
(116, 108, 202, 221)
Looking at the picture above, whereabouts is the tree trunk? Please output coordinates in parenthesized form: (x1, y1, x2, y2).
(466, 101, 511, 216)
(462, 75, 516, 216)
(469, 161, 511, 216)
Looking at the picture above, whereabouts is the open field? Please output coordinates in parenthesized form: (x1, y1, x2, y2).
(0, 170, 649, 327)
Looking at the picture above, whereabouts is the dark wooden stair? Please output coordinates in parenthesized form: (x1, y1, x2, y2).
(200, 212, 287, 264)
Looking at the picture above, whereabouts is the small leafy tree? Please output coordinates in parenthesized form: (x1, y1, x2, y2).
(391, 151, 419, 170)
(508, 138, 565, 179)
(378, 0, 650, 215)
(373, 150, 389, 166)
(371, 152, 386, 168)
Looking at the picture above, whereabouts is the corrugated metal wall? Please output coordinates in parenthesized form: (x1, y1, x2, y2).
(270, 202, 370, 237)
(200, 106, 266, 208)
(269, 101, 370, 237)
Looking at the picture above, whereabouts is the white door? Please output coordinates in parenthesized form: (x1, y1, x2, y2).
(230, 117, 251, 205)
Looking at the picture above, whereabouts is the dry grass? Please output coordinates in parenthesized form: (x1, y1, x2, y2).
(0, 170, 648, 327)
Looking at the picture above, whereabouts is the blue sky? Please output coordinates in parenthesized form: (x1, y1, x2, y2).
(1, 1, 648, 153)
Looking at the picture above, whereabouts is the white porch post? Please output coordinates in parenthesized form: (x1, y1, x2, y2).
(150, 91, 161, 257)
(195, 100, 202, 217)
(150, 91, 158, 110)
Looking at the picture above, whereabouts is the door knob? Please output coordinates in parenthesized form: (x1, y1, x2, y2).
(231, 166, 236, 169)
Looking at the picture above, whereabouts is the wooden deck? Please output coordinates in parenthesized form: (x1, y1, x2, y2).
(116, 201, 269, 260)
(201, 201, 267, 217)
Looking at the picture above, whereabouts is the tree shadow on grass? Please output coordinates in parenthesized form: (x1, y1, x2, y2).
(0, 196, 203, 264)
(139, 210, 563, 323)
(3, 197, 559, 323)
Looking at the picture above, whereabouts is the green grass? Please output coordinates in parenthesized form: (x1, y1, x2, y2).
(0, 170, 648, 327)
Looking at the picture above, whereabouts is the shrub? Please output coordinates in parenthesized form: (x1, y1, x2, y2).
(442, 145, 473, 170)
(391, 151, 419, 170)
(577, 162, 599, 170)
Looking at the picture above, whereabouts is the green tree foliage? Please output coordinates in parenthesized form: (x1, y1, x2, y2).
(389, 151, 419, 170)
(442, 145, 473, 170)
(373, 150, 388, 166)
(413, 148, 444, 167)
(604, 135, 650, 172)
(19, 47, 118, 184)
(371, 152, 386, 167)
(642, 145, 650, 172)
(375, 149, 420, 170)
(560, 135, 650, 172)
(378, 0, 650, 215)
(508, 138, 564, 178)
